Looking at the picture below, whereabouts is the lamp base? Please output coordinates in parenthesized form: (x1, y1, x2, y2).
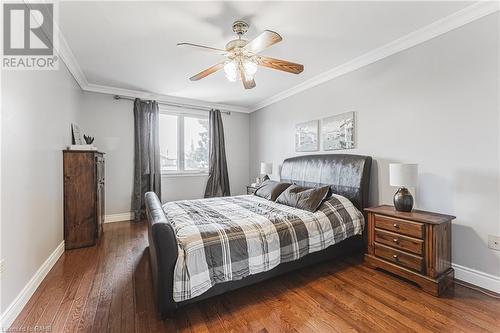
(393, 187, 414, 212)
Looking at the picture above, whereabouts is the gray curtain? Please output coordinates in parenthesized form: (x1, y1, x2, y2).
(204, 109, 230, 197)
(132, 98, 161, 221)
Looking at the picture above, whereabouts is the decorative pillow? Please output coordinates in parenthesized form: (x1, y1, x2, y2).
(276, 184, 331, 212)
(254, 180, 292, 201)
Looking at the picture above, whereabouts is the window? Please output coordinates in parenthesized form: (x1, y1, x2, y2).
(159, 111, 209, 174)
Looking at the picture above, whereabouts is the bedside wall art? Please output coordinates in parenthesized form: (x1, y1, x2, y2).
(295, 120, 319, 152)
(322, 111, 355, 150)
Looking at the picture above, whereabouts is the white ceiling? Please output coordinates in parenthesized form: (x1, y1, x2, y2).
(59, 1, 474, 109)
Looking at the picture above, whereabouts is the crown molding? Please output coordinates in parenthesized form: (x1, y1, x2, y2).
(23, 0, 88, 88)
(37, 1, 250, 113)
(56, 24, 89, 89)
(83, 83, 251, 113)
(31, 0, 498, 114)
(248, 1, 500, 112)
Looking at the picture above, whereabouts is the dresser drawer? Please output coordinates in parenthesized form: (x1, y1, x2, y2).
(375, 228, 424, 255)
(374, 243, 424, 273)
(374, 214, 424, 239)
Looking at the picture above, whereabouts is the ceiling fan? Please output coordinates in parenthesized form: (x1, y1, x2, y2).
(177, 20, 304, 89)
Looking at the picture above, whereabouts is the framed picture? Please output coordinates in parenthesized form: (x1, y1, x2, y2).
(322, 112, 355, 150)
(295, 120, 319, 152)
(71, 123, 84, 145)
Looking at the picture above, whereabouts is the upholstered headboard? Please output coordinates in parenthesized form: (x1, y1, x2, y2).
(280, 154, 372, 211)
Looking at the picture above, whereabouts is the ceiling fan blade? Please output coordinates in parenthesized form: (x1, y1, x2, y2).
(189, 61, 225, 81)
(244, 30, 282, 54)
(239, 62, 256, 89)
(256, 56, 304, 74)
(177, 42, 227, 55)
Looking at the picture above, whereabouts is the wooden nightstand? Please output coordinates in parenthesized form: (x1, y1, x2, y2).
(364, 205, 455, 296)
(246, 185, 258, 195)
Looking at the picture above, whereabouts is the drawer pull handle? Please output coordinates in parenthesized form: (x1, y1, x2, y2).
(393, 238, 399, 243)
(393, 254, 399, 261)
(393, 223, 399, 229)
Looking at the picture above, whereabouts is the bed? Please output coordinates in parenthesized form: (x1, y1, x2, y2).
(146, 154, 372, 318)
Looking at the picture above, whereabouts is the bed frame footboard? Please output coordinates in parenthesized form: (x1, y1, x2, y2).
(145, 192, 178, 318)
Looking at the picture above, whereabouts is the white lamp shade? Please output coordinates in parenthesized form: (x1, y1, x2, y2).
(389, 163, 418, 187)
(260, 162, 273, 175)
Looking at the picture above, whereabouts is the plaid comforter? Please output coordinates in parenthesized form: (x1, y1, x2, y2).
(162, 194, 364, 302)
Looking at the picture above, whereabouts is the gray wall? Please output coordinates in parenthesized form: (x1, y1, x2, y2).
(79, 92, 250, 214)
(1, 64, 82, 311)
(79, 92, 134, 214)
(250, 14, 500, 277)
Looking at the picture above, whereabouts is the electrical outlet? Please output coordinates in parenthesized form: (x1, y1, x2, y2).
(488, 235, 500, 251)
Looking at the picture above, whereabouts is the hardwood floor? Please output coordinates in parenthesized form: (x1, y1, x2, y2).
(10, 221, 500, 333)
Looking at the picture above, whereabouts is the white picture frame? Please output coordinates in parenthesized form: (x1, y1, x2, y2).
(322, 112, 356, 150)
(71, 123, 84, 145)
(295, 120, 319, 152)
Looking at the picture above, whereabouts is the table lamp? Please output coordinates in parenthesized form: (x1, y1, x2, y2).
(259, 162, 273, 184)
(389, 163, 418, 212)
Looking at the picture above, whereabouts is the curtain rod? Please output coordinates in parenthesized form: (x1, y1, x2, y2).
(113, 95, 231, 115)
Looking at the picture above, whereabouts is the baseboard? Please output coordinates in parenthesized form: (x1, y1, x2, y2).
(0, 241, 65, 330)
(104, 212, 133, 223)
(452, 263, 500, 294)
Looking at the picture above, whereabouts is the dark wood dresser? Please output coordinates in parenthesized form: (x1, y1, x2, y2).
(63, 150, 105, 249)
(364, 205, 455, 296)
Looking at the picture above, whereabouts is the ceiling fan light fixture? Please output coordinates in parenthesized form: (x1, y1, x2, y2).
(243, 59, 258, 79)
(224, 60, 238, 82)
(224, 58, 258, 83)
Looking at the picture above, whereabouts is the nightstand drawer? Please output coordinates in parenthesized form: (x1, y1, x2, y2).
(374, 243, 424, 273)
(374, 214, 424, 239)
(375, 228, 424, 255)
